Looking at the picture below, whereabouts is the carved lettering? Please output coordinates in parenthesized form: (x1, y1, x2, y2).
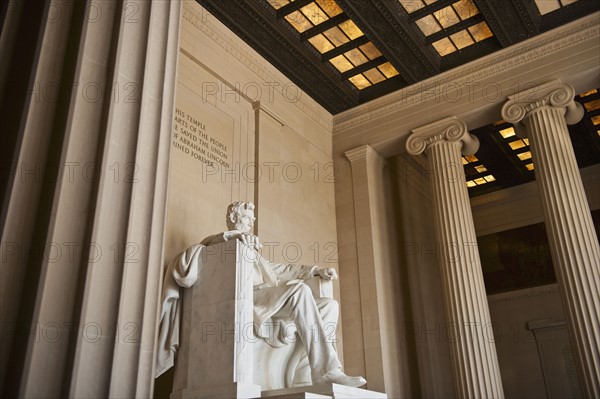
(172, 107, 230, 168)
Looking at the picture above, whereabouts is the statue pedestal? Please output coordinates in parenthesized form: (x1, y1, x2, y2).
(170, 383, 261, 399)
(171, 240, 261, 399)
(262, 383, 387, 399)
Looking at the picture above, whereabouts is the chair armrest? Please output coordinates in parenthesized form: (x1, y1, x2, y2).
(304, 276, 333, 299)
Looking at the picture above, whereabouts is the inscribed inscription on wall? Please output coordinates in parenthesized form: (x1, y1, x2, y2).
(172, 107, 230, 170)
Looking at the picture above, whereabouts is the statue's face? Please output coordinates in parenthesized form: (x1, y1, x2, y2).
(235, 208, 255, 233)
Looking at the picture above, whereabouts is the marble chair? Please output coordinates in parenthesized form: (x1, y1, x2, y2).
(169, 240, 336, 399)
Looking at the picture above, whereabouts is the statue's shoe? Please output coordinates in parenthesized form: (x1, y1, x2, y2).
(313, 370, 367, 388)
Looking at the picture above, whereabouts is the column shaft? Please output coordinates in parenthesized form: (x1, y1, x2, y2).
(502, 81, 600, 398)
(406, 116, 504, 398)
(427, 141, 504, 399)
(524, 107, 600, 397)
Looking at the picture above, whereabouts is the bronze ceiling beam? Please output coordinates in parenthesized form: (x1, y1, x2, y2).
(321, 36, 370, 61)
(336, 0, 440, 84)
(539, 0, 600, 31)
(340, 56, 386, 80)
(473, 0, 540, 46)
(425, 14, 485, 44)
(358, 74, 407, 103)
(276, 0, 314, 19)
(409, 0, 458, 21)
(299, 14, 349, 41)
(440, 38, 500, 71)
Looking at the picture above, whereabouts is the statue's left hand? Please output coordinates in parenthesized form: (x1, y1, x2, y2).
(316, 267, 338, 281)
(224, 230, 262, 249)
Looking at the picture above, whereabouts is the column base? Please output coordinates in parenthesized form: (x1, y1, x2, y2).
(170, 382, 262, 399)
(262, 383, 387, 399)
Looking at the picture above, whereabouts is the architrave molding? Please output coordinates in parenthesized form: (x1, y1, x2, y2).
(487, 284, 560, 303)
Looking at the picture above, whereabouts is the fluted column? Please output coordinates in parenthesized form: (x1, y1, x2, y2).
(406, 116, 504, 399)
(0, 1, 182, 397)
(502, 80, 600, 398)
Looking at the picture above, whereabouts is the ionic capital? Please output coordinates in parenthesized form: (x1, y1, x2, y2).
(501, 80, 584, 126)
(406, 116, 479, 156)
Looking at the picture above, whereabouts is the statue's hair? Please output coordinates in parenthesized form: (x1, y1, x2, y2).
(226, 201, 255, 230)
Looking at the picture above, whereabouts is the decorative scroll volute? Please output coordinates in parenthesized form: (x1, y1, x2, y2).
(406, 116, 479, 156)
(501, 80, 584, 126)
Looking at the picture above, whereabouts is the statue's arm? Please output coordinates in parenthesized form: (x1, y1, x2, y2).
(263, 252, 339, 283)
(200, 233, 226, 246)
(265, 258, 317, 282)
(201, 231, 261, 249)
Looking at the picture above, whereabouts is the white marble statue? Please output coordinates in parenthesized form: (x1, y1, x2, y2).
(155, 201, 366, 388)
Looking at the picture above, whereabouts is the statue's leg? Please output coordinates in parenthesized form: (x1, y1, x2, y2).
(315, 298, 339, 326)
(278, 283, 342, 381)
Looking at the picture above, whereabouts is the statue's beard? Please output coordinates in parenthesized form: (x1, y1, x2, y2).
(235, 223, 251, 233)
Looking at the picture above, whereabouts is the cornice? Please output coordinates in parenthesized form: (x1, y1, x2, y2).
(345, 145, 368, 164)
(333, 12, 599, 134)
(345, 144, 386, 167)
(182, 3, 333, 133)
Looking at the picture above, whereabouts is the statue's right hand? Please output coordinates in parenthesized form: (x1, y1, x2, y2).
(316, 267, 338, 281)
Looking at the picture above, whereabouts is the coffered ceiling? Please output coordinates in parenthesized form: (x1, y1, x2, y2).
(198, 0, 598, 114)
(197, 0, 600, 197)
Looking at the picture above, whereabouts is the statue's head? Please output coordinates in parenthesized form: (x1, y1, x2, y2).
(226, 201, 256, 233)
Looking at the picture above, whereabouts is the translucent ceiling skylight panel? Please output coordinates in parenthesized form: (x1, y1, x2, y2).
(348, 74, 372, 89)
